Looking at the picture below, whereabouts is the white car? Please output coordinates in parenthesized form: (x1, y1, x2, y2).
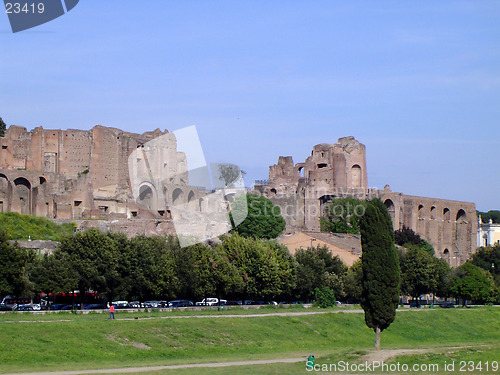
(195, 298, 227, 306)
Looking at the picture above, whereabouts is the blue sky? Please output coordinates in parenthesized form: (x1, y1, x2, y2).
(1, 1, 499, 211)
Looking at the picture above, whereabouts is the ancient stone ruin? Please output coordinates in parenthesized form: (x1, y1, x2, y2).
(0, 126, 477, 264)
(255, 136, 477, 266)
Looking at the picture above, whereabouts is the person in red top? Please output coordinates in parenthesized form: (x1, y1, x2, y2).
(109, 304, 115, 319)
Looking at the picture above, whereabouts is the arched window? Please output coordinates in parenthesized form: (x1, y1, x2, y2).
(351, 165, 362, 188)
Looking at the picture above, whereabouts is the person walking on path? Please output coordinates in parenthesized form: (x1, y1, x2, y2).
(109, 304, 115, 320)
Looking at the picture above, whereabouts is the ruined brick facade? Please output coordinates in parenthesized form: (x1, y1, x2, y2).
(0, 125, 223, 237)
(255, 136, 478, 266)
(0, 126, 478, 264)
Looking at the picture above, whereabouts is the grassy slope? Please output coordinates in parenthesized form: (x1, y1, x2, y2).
(0, 212, 74, 241)
(0, 307, 498, 373)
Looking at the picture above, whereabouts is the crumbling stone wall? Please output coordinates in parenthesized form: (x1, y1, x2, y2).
(257, 137, 477, 264)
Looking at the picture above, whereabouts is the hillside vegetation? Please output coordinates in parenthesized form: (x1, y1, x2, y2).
(0, 212, 74, 241)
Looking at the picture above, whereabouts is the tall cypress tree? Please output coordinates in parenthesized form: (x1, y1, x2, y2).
(359, 198, 400, 350)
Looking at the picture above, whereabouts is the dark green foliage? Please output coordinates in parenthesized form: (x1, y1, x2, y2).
(220, 234, 296, 301)
(30, 252, 78, 295)
(230, 194, 286, 239)
(320, 198, 367, 234)
(395, 226, 435, 255)
(294, 245, 347, 301)
(313, 286, 336, 308)
(471, 245, 500, 285)
(344, 259, 363, 303)
(125, 235, 175, 301)
(0, 117, 6, 137)
(57, 229, 120, 304)
(477, 210, 500, 224)
(395, 226, 422, 246)
(359, 198, 400, 333)
(0, 212, 75, 241)
(450, 262, 495, 305)
(399, 245, 435, 304)
(0, 229, 35, 297)
(430, 257, 452, 299)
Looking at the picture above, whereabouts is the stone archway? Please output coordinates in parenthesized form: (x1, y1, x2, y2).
(351, 164, 362, 188)
(384, 198, 396, 228)
(138, 183, 156, 211)
(14, 177, 31, 215)
(0, 174, 9, 213)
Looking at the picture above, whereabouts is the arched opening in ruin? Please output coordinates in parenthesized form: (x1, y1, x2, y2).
(317, 163, 328, 169)
(138, 184, 155, 211)
(418, 204, 424, 218)
(384, 199, 395, 224)
(14, 177, 31, 215)
(430, 206, 436, 219)
(269, 188, 277, 196)
(298, 166, 304, 178)
(443, 207, 450, 220)
(351, 164, 362, 188)
(0, 174, 9, 213)
(456, 209, 467, 222)
(187, 190, 196, 209)
(172, 188, 184, 205)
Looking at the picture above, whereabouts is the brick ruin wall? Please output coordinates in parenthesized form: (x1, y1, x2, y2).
(0, 127, 479, 263)
(256, 136, 478, 265)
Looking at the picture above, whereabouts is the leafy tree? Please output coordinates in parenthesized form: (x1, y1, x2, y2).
(230, 194, 286, 239)
(429, 257, 452, 300)
(399, 245, 434, 305)
(449, 262, 494, 306)
(0, 229, 35, 297)
(58, 229, 120, 307)
(0, 117, 6, 137)
(344, 259, 363, 303)
(477, 210, 500, 224)
(359, 199, 400, 350)
(321, 198, 366, 234)
(221, 234, 296, 301)
(395, 226, 434, 256)
(470, 245, 500, 285)
(294, 245, 347, 301)
(30, 252, 78, 296)
(125, 235, 175, 301)
(313, 286, 336, 308)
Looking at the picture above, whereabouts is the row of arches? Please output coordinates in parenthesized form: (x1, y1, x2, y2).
(136, 182, 237, 215)
(384, 199, 468, 222)
(0, 173, 48, 216)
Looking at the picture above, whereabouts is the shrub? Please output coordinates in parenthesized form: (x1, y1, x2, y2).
(313, 287, 336, 308)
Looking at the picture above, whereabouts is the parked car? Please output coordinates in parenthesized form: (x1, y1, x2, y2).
(111, 301, 129, 309)
(168, 300, 194, 308)
(84, 304, 105, 310)
(244, 300, 265, 305)
(143, 300, 161, 308)
(0, 303, 13, 311)
(15, 304, 35, 311)
(195, 298, 227, 306)
(440, 302, 455, 308)
(128, 301, 141, 308)
(224, 300, 242, 306)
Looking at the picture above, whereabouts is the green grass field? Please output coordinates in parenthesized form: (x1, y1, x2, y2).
(0, 307, 498, 374)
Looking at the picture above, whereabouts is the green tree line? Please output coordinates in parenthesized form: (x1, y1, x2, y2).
(1, 227, 498, 307)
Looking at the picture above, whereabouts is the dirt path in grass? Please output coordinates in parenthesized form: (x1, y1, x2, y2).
(0, 307, 432, 323)
(2, 357, 307, 375)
